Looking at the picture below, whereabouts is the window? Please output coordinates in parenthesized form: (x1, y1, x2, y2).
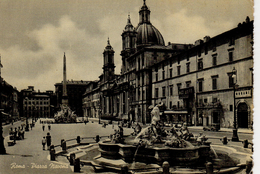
(213, 98, 218, 103)
(177, 83, 182, 91)
(198, 79, 204, 92)
(204, 98, 208, 103)
(211, 75, 218, 90)
(186, 63, 190, 73)
(212, 55, 217, 66)
(155, 88, 159, 98)
(138, 58, 140, 69)
(162, 87, 166, 97)
(142, 73, 144, 85)
(170, 85, 173, 96)
(198, 59, 203, 70)
(186, 81, 191, 88)
(169, 101, 172, 109)
(212, 78, 217, 90)
(177, 66, 181, 75)
(230, 105, 233, 111)
(169, 69, 173, 78)
(228, 73, 234, 88)
(229, 51, 233, 62)
(142, 54, 144, 66)
(162, 71, 165, 80)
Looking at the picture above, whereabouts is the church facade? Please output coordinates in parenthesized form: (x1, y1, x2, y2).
(83, 1, 253, 128)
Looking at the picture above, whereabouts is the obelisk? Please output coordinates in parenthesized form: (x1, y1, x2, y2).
(62, 52, 68, 106)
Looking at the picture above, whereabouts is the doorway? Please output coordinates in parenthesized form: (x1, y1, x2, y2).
(237, 103, 248, 128)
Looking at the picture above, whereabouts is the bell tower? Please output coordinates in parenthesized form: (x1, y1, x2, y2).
(103, 38, 115, 82)
(121, 14, 137, 73)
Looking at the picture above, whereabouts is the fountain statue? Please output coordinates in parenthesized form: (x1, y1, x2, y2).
(54, 105, 77, 123)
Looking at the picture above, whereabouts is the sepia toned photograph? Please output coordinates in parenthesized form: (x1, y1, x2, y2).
(0, 0, 256, 173)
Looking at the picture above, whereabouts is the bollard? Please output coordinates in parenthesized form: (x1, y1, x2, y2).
(95, 135, 100, 143)
(70, 153, 75, 165)
(162, 161, 170, 174)
(50, 149, 56, 161)
(246, 159, 253, 174)
(121, 164, 128, 174)
(243, 139, 249, 148)
(74, 158, 81, 172)
(61, 139, 64, 146)
(206, 162, 213, 174)
(222, 136, 228, 145)
(62, 141, 67, 151)
(76, 136, 81, 144)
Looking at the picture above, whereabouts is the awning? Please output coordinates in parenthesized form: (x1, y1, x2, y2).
(164, 110, 188, 114)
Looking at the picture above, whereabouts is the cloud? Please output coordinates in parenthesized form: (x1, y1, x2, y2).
(153, 9, 233, 44)
(1, 15, 105, 91)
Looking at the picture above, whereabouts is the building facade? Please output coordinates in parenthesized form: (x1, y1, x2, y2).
(21, 86, 56, 118)
(0, 77, 20, 123)
(152, 18, 253, 128)
(82, 80, 100, 119)
(83, 1, 253, 129)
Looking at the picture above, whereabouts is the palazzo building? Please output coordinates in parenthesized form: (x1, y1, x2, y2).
(83, 1, 253, 128)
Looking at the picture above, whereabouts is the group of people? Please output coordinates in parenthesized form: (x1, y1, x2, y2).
(42, 132, 51, 150)
(9, 126, 25, 141)
(39, 120, 52, 150)
(41, 123, 51, 131)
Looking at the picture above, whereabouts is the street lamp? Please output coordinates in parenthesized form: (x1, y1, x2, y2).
(231, 67, 239, 141)
(25, 97, 29, 131)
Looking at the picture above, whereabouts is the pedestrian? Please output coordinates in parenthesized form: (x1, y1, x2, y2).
(48, 124, 51, 131)
(30, 123, 33, 130)
(42, 136, 46, 150)
(46, 132, 51, 150)
(42, 123, 45, 131)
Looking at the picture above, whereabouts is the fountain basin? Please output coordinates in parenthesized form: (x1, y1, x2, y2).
(98, 138, 210, 166)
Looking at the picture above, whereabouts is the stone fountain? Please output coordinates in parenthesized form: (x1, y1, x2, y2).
(88, 106, 249, 173)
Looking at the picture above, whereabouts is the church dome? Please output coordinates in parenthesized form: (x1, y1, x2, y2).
(136, 23, 165, 47)
(135, 0, 165, 48)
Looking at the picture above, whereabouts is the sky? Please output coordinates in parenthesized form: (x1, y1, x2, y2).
(0, 0, 254, 92)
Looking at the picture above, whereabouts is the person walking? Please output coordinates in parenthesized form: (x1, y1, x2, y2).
(48, 124, 51, 131)
(42, 137, 46, 150)
(46, 132, 51, 150)
(42, 123, 45, 131)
